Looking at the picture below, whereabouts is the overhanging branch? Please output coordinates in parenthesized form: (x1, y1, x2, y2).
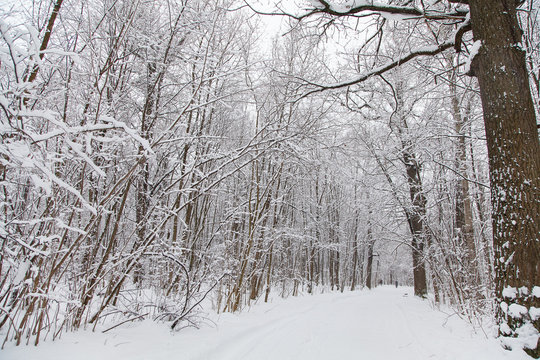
(241, 0, 467, 21)
(297, 40, 455, 99)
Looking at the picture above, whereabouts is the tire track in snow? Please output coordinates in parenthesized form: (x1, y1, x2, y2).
(392, 299, 435, 359)
(193, 301, 325, 360)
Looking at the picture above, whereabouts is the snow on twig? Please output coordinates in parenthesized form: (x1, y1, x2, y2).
(33, 162, 97, 215)
(100, 116, 154, 155)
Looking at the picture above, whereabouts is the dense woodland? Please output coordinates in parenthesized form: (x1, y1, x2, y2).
(0, 0, 539, 357)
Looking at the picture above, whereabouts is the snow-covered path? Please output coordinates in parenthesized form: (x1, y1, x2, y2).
(3, 287, 529, 360)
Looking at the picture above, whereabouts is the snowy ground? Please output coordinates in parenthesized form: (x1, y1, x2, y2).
(3, 287, 530, 360)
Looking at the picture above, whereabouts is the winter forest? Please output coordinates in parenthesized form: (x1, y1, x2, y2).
(0, 0, 539, 359)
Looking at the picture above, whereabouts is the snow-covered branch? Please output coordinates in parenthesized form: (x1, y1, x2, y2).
(298, 40, 455, 98)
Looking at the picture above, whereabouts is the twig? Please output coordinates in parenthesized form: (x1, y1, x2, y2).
(101, 312, 148, 333)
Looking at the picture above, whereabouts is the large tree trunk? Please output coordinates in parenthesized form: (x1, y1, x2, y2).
(390, 80, 429, 298)
(468, 1, 540, 356)
(403, 146, 428, 298)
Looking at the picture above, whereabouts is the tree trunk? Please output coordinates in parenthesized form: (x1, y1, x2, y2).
(468, 1, 540, 356)
(365, 243, 374, 290)
(450, 82, 476, 269)
(403, 147, 428, 298)
(391, 80, 428, 298)
(350, 216, 359, 291)
(365, 219, 374, 289)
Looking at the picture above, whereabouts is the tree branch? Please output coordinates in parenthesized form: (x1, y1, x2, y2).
(241, 0, 467, 21)
(26, 0, 64, 83)
(314, 0, 423, 17)
(453, 17, 472, 53)
(298, 40, 455, 99)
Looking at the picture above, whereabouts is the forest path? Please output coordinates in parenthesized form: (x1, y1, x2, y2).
(3, 287, 528, 360)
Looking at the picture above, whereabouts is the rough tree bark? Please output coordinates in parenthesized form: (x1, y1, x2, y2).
(468, 0, 540, 356)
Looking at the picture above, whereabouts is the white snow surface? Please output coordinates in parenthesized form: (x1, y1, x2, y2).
(3, 287, 530, 360)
